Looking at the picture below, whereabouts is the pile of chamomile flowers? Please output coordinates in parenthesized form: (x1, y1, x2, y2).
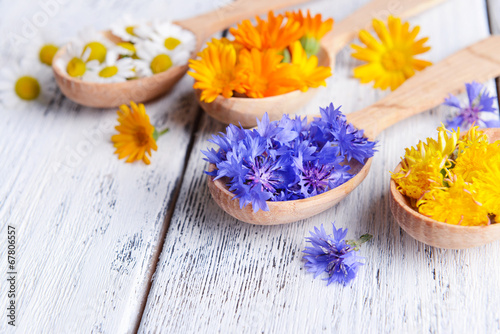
(55, 17, 195, 83)
(203, 104, 377, 212)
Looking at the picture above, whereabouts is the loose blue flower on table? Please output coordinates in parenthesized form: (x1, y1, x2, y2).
(303, 222, 372, 286)
(202, 104, 377, 212)
(444, 81, 500, 130)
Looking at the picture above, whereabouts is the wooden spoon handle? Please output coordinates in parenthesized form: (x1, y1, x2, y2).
(177, 0, 313, 41)
(346, 35, 500, 139)
(322, 0, 446, 55)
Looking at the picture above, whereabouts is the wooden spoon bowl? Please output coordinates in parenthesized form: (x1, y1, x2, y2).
(207, 36, 500, 225)
(52, 33, 190, 108)
(208, 158, 371, 225)
(390, 129, 500, 249)
(198, 0, 446, 128)
(51, 0, 313, 108)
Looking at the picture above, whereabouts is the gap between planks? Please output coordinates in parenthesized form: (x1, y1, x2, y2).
(132, 105, 205, 334)
(133, 26, 229, 332)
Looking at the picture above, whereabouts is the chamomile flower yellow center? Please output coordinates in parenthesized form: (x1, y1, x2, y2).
(99, 65, 119, 78)
(164, 37, 181, 50)
(125, 26, 136, 36)
(66, 57, 87, 77)
(150, 54, 172, 74)
(15, 76, 41, 100)
(117, 42, 136, 53)
(39, 44, 59, 66)
(83, 42, 107, 63)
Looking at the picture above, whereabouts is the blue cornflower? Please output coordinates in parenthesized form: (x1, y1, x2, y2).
(292, 147, 351, 198)
(203, 104, 377, 212)
(444, 81, 500, 130)
(314, 103, 377, 164)
(303, 223, 372, 286)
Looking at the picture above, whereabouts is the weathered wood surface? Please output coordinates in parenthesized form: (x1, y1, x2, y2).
(0, 0, 499, 333)
(140, 0, 500, 333)
(0, 1, 224, 333)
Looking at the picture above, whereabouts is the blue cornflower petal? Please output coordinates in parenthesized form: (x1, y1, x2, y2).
(483, 119, 500, 128)
(256, 113, 280, 140)
(445, 115, 464, 130)
(443, 94, 462, 109)
(202, 148, 222, 165)
(444, 81, 499, 130)
(303, 222, 365, 286)
(466, 81, 483, 106)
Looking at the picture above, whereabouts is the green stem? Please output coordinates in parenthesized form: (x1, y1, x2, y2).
(153, 127, 169, 141)
(346, 233, 373, 251)
(158, 128, 170, 136)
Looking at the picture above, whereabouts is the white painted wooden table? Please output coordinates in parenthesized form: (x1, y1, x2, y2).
(1, 0, 499, 333)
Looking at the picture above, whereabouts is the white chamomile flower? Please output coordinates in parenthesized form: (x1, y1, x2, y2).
(54, 42, 99, 79)
(136, 20, 195, 56)
(114, 41, 138, 58)
(83, 55, 135, 83)
(0, 62, 56, 110)
(135, 41, 187, 77)
(74, 27, 115, 64)
(110, 15, 150, 43)
(24, 32, 61, 68)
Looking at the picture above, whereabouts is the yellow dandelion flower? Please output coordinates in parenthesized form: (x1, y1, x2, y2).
(454, 141, 492, 182)
(229, 11, 304, 51)
(351, 16, 432, 91)
(456, 125, 489, 153)
(472, 163, 500, 220)
(417, 176, 490, 226)
(111, 102, 159, 165)
(188, 40, 244, 103)
(286, 10, 334, 56)
(289, 41, 331, 92)
(236, 48, 302, 98)
(392, 126, 457, 199)
(425, 125, 460, 157)
(392, 153, 447, 200)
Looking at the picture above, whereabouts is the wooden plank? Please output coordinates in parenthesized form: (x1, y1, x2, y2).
(139, 0, 500, 333)
(0, 1, 221, 333)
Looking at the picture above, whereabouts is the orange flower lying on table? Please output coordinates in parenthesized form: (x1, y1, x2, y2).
(188, 10, 333, 103)
(111, 101, 169, 165)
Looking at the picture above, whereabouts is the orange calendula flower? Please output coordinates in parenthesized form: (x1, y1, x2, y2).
(287, 10, 334, 56)
(111, 101, 159, 165)
(237, 48, 302, 98)
(188, 39, 244, 103)
(229, 11, 304, 51)
(351, 16, 432, 91)
(290, 41, 331, 92)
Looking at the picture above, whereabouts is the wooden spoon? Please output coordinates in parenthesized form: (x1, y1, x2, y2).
(390, 128, 500, 249)
(199, 0, 446, 128)
(52, 0, 313, 108)
(207, 35, 500, 225)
